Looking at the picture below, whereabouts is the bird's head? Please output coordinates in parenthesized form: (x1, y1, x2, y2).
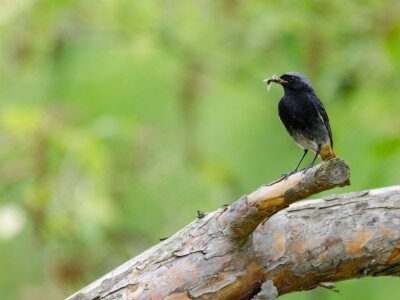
(264, 72, 314, 93)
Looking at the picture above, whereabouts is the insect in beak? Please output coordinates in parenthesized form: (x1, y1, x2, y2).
(263, 74, 288, 91)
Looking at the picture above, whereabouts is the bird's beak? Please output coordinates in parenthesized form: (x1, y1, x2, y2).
(263, 75, 287, 85)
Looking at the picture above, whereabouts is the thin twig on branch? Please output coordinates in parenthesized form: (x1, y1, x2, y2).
(67, 160, 396, 300)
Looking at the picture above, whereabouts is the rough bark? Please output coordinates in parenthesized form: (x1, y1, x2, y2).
(67, 160, 399, 299)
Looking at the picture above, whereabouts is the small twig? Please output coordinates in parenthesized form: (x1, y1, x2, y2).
(318, 282, 340, 293)
(197, 210, 206, 218)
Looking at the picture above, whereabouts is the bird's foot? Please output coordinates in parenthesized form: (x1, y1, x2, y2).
(301, 164, 314, 174)
(281, 170, 297, 180)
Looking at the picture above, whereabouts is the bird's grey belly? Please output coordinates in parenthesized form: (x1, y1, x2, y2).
(292, 132, 319, 152)
(291, 127, 330, 152)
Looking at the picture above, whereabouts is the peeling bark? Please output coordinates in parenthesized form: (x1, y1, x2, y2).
(253, 186, 400, 295)
(67, 161, 399, 299)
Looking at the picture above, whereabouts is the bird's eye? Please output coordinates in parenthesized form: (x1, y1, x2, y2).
(289, 76, 295, 82)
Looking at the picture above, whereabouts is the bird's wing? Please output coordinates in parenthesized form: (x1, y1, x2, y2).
(311, 95, 333, 147)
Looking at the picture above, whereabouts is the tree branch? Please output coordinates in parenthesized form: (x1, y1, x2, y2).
(254, 185, 400, 295)
(222, 158, 349, 240)
(68, 160, 397, 300)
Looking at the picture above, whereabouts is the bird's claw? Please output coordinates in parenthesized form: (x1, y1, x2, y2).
(281, 170, 297, 180)
(301, 164, 314, 174)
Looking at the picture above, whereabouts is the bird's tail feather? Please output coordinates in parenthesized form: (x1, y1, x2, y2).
(320, 143, 336, 161)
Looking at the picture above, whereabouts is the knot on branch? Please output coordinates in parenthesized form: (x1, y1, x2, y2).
(314, 158, 350, 185)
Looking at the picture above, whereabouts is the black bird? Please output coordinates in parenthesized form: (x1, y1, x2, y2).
(265, 72, 336, 176)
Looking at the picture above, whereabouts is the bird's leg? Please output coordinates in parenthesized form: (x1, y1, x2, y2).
(302, 146, 320, 174)
(281, 149, 308, 179)
(293, 149, 308, 173)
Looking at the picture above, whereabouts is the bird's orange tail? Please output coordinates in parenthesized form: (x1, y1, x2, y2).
(319, 143, 351, 186)
(320, 143, 336, 161)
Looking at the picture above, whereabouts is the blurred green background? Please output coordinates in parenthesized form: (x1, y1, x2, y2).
(0, 0, 399, 299)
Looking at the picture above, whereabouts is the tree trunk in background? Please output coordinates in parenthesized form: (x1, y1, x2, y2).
(66, 158, 400, 300)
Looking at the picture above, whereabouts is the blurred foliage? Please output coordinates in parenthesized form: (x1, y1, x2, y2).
(0, 0, 399, 299)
